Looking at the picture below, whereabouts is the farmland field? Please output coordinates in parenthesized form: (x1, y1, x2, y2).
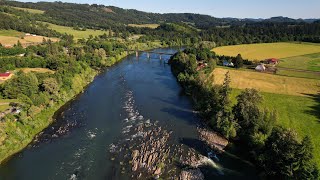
(230, 89, 320, 167)
(0, 30, 24, 37)
(128, 24, 160, 29)
(212, 68, 320, 96)
(43, 22, 108, 39)
(0, 30, 58, 47)
(279, 53, 320, 72)
(213, 42, 320, 60)
(12, 7, 44, 14)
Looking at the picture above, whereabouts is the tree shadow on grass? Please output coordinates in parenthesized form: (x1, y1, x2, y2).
(302, 92, 320, 122)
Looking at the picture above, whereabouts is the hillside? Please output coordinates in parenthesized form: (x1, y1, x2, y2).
(1, 1, 319, 30)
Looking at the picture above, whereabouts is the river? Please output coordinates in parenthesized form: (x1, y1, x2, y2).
(0, 48, 258, 180)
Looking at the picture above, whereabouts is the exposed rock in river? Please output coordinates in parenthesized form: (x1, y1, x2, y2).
(179, 169, 204, 180)
(198, 128, 228, 152)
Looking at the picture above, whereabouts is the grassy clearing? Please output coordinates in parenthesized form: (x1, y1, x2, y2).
(18, 68, 55, 74)
(0, 30, 59, 47)
(279, 53, 320, 71)
(0, 30, 24, 37)
(212, 68, 319, 96)
(44, 22, 108, 39)
(213, 42, 320, 60)
(12, 7, 44, 14)
(0, 99, 17, 112)
(277, 69, 320, 80)
(128, 24, 160, 29)
(230, 89, 320, 167)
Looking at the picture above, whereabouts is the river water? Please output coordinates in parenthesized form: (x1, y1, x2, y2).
(0, 48, 258, 180)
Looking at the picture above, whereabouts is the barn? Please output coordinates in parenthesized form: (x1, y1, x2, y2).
(0, 72, 13, 81)
(265, 58, 279, 65)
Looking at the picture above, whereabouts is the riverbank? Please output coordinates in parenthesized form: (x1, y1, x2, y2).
(0, 43, 166, 164)
(0, 68, 97, 164)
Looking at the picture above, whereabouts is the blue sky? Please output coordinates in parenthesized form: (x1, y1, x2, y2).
(18, 0, 320, 19)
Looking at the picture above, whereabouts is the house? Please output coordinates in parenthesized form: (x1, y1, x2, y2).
(265, 58, 279, 65)
(255, 64, 266, 71)
(197, 62, 208, 71)
(0, 72, 13, 80)
(223, 60, 234, 67)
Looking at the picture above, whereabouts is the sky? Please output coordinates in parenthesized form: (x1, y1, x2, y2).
(18, 0, 320, 19)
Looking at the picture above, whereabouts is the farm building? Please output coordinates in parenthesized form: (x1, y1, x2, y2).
(255, 64, 266, 71)
(265, 58, 279, 65)
(223, 60, 234, 67)
(0, 72, 13, 80)
(197, 61, 208, 71)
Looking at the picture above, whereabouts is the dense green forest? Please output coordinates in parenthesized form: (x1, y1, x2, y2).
(169, 48, 319, 179)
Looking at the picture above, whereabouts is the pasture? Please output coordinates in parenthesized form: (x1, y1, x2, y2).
(230, 89, 320, 167)
(128, 24, 160, 29)
(279, 53, 320, 72)
(212, 68, 319, 96)
(44, 22, 108, 39)
(0, 30, 58, 47)
(213, 42, 320, 60)
(12, 7, 44, 14)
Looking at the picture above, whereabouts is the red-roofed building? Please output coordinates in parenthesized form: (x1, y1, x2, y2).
(265, 58, 279, 65)
(0, 72, 13, 80)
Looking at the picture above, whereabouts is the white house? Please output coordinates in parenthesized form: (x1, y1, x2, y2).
(255, 64, 266, 71)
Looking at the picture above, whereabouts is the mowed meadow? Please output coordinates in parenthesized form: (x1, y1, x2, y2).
(43, 22, 108, 39)
(213, 42, 320, 60)
(212, 68, 319, 96)
(211, 42, 320, 166)
(0, 29, 58, 47)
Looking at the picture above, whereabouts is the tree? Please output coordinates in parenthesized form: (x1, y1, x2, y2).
(232, 54, 244, 68)
(214, 72, 238, 139)
(3, 73, 39, 99)
(42, 78, 59, 96)
(233, 88, 262, 136)
(295, 136, 319, 179)
(259, 127, 319, 179)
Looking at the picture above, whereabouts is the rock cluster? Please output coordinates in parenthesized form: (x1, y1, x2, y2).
(198, 128, 228, 152)
(130, 125, 173, 178)
(179, 169, 204, 180)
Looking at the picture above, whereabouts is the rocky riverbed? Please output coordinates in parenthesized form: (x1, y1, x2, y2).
(108, 89, 229, 179)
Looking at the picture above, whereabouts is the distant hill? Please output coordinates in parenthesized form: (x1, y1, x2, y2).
(0, 1, 319, 30)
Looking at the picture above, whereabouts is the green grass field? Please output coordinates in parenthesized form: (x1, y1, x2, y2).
(279, 53, 320, 71)
(213, 42, 320, 60)
(44, 22, 108, 39)
(128, 24, 160, 29)
(0, 30, 24, 37)
(277, 69, 320, 80)
(12, 7, 44, 14)
(231, 89, 320, 167)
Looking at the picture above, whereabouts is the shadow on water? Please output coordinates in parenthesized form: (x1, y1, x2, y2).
(180, 138, 259, 180)
(179, 138, 209, 156)
(161, 107, 197, 125)
(302, 92, 320, 121)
